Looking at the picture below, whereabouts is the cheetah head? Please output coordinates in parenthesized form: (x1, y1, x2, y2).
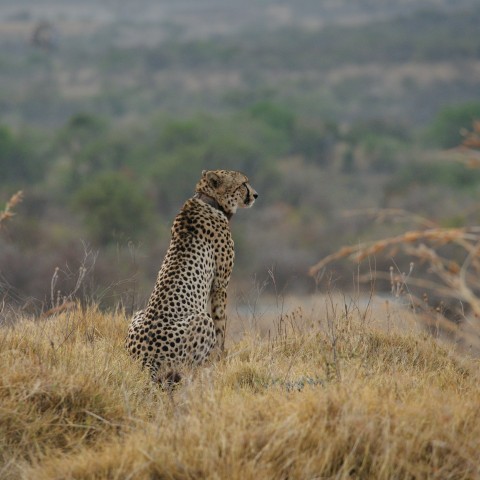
(195, 170, 258, 218)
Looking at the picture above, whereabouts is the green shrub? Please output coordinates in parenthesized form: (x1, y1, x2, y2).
(249, 101, 295, 135)
(0, 125, 44, 186)
(73, 172, 153, 245)
(389, 160, 480, 193)
(427, 102, 480, 148)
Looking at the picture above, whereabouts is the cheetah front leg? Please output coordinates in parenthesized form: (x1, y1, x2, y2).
(210, 287, 227, 353)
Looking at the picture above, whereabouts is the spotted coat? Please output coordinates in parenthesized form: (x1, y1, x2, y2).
(125, 170, 257, 382)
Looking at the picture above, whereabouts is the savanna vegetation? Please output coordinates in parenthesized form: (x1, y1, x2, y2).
(1, 302, 479, 479)
(1, 1, 480, 312)
(2, 1, 480, 477)
(0, 0, 479, 329)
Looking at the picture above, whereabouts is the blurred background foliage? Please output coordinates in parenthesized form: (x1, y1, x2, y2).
(0, 0, 480, 310)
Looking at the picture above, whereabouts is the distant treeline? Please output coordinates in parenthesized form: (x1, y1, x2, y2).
(136, 8, 480, 70)
(1, 100, 480, 306)
(1, 1, 480, 306)
(1, 6, 480, 127)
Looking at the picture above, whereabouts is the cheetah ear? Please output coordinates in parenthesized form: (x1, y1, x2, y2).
(201, 170, 207, 177)
(206, 171, 221, 188)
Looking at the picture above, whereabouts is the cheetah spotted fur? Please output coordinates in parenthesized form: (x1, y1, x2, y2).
(125, 170, 257, 383)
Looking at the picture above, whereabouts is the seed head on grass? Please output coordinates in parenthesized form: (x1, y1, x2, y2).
(0, 190, 23, 230)
(310, 123, 480, 351)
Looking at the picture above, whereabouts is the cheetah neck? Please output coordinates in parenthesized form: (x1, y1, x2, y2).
(193, 192, 232, 220)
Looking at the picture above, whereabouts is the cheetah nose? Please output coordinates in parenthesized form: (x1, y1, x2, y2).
(253, 193, 258, 199)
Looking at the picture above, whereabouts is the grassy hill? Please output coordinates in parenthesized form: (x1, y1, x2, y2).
(1, 302, 479, 479)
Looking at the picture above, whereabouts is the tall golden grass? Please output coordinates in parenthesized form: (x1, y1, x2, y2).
(1, 303, 479, 479)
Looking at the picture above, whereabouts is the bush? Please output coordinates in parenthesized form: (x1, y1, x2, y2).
(293, 121, 339, 166)
(249, 101, 295, 135)
(73, 172, 153, 245)
(389, 159, 480, 193)
(0, 125, 43, 186)
(427, 102, 480, 148)
(361, 134, 403, 173)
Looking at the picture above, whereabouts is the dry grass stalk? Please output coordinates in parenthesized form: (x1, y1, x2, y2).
(310, 227, 476, 272)
(0, 190, 23, 230)
(40, 301, 77, 319)
(311, 122, 480, 336)
(310, 222, 480, 318)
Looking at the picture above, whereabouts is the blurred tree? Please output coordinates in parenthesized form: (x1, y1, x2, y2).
(73, 172, 152, 245)
(58, 113, 108, 151)
(150, 147, 206, 216)
(0, 125, 42, 185)
(249, 101, 295, 135)
(388, 160, 480, 195)
(148, 113, 286, 216)
(293, 121, 339, 166)
(159, 118, 206, 152)
(361, 134, 402, 173)
(56, 113, 109, 189)
(341, 147, 355, 173)
(428, 102, 480, 148)
(347, 119, 410, 144)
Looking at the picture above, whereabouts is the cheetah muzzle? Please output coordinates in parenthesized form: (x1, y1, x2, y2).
(125, 169, 258, 384)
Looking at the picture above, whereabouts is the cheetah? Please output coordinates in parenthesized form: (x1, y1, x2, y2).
(125, 169, 258, 383)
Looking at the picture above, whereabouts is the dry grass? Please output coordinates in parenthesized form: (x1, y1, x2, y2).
(1, 301, 479, 479)
(0, 191, 23, 230)
(310, 123, 480, 354)
(310, 224, 480, 316)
